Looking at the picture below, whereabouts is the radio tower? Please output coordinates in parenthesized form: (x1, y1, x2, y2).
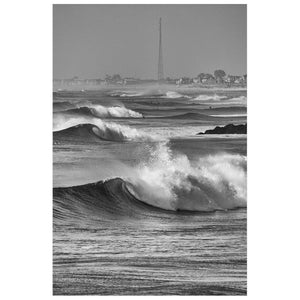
(158, 18, 164, 82)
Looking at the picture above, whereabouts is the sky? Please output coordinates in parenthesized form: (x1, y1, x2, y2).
(53, 4, 246, 79)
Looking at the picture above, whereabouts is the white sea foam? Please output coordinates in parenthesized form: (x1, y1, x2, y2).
(119, 91, 145, 97)
(163, 91, 191, 99)
(193, 94, 227, 101)
(228, 96, 247, 102)
(210, 114, 247, 117)
(127, 142, 247, 211)
(85, 104, 143, 118)
(219, 95, 247, 106)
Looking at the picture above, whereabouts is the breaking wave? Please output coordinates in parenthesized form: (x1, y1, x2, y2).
(53, 101, 77, 112)
(111, 89, 162, 98)
(193, 94, 227, 101)
(56, 103, 143, 118)
(126, 142, 246, 211)
(228, 96, 247, 102)
(90, 104, 143, 118)
(218, 96, 247, 106)
(119, 91, 145, 97)
(53, 178, 165, 221)
(163, 91, 191, 99)
(54, 142, 247, 217)
(53, 117, 158, 142)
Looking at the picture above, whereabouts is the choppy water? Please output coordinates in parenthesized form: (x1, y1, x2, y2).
(53, 86, 247, 295)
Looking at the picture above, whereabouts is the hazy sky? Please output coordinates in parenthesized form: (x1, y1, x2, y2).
(53, 4, 246, 79)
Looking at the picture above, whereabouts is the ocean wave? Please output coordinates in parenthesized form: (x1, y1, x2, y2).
(54, 142, 247, 215)
(155, 112, 217, 120)
(111, 89, 162, 98)
(120, 92, 145, 97)
(218, 96, 247, 106)
(204, 106, 246, 112)
(53, 178, 165, 222)
(228, 96, 247, 102)
(209, 114, 247, 118)
(163, 91, 191, 99)
(57, 103, 143, 119)
(91, 104, 143, 118)
(115, 90, 148, 97)
(53, 117, 158, 142)
(53, 123, 107, 142)
(152, 112, 244, 121)
(53, 101, 77, 112)
(193, 94, 227, 101)
(127, 142, 247, 211)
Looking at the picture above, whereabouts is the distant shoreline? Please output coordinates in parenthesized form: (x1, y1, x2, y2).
(53, 83, 247, 93)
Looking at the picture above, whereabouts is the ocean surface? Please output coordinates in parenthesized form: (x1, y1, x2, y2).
(53, 86, 247, 295)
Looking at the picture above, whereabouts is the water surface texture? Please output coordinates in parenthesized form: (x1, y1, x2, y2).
(53, 87, 247, 295)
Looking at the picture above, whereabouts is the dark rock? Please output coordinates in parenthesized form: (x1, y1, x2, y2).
(198, 123, 247, 135)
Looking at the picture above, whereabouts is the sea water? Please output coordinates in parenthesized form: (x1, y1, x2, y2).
(53, 86, 247, 295)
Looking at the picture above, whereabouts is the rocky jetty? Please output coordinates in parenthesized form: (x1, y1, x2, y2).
(198, 123, 247, 135)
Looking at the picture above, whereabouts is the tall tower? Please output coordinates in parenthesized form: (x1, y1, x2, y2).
(158, 18, 164, 82)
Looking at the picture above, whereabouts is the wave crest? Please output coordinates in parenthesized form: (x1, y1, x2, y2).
(162, 91, 191, 99)
(53, 117, 158, 142)
(228, 96, 247, 102)
(60, 103, 143, 119)
(89, 104, 143, 118)
(127, 142, 247, 211)
(54, 141, 247, 214)
(193, 94, 227, 101)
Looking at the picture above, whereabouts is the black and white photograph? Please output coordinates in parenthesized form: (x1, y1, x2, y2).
(3, 0, 300, 299)
(53, 4, 247, 295)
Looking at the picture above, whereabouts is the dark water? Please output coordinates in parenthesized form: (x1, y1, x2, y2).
(53, 86, 247, 295)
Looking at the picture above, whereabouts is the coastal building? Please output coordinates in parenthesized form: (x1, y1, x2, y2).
(123, 78, 141, 85)
(224, 75, 246, 86)
(198, 73, 216, 84)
